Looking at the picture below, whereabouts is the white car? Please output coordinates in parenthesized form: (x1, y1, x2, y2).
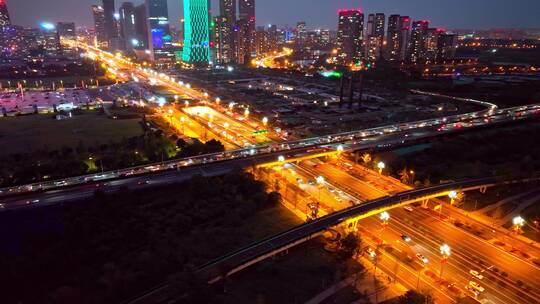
(469, 281, 485, 293)
(403, 206, 414, 212)
(470, 270, 484, 280)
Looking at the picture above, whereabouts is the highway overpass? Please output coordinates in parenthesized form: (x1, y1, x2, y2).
(126, 175, 537, 304)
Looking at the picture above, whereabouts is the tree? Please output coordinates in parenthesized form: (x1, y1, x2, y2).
(361, 153, 372, 166)
(398, 290, 434, 304)
(398, 167, 410, 184)
(338, 233, 361, 260)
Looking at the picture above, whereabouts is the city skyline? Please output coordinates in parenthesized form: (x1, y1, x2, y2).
(6, 0, 540, 30)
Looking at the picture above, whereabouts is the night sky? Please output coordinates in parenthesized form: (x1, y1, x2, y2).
(6, 0, 540, 30)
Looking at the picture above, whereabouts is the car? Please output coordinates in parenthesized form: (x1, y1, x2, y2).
(403, 206, 414, 212)
(366, 247, 377, 258)
(401, 235, 412, 242)
(469, 281, 485, 293)
(469, 270, 484, 280)
(416, 253, 429, 264)
(465, 285, 480, 297)
(137, 180, 150, 185)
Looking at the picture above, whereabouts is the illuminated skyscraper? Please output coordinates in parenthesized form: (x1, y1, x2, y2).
(366, 13, 385, 62)
(39, 22, 61, 57)
(215, 0, 236, 64)
(336, 9, 364, 64)
(182, 0, 212, 64)
(146, 0, 174, 62)
(386, 15, 410, 62)
(237, 0, 255, 63)
(408, 20, 429, 63)
(92, 5, 108, 48)
(296, 21, 307, 44)
(134, 4, 149, 49)
(0, 0, 10, 27)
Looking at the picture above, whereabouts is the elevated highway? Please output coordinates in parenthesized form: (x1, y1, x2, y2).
(127, 175, 537, 304)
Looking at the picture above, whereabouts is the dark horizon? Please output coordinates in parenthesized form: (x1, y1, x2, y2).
(6, 0, 540, 30)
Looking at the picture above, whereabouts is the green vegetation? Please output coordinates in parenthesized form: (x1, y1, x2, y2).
(0, 111, 143, 156)
(0, 171, 294, 303)
(0, 111, 227, 186)
(384, 122, 540, 184)
(222, 238, 363, 304)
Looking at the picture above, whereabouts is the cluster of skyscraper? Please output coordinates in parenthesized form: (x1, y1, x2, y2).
(91, 0, 175, 63)
(0, 0, 78, 59)
(213, 0, 256, 65)
(336, 9, 458, 66)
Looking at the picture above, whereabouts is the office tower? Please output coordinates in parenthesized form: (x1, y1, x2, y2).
(220, 0, 236, 22)
(182, 0, 212, 63)
(102, 0, 118, 42)
(238, 0, 255, 62)
(408, 20, 429, 63)
(0, 0, 10, 27)
(386, 15, 411, 62)
(320, 29, 331, 45)
(336, 9, 364, 64)
(146, 0, 174, 62)
(92, 5, 108, 48)
(119, 2, 138, 51)
(296, 21, 307, 44)
(437, 32, 458, 60)
(134, 4, 149, 49)
(39, 22, 61, 57)
(366, 13, 385, 61)
(56, 22, 77, 57)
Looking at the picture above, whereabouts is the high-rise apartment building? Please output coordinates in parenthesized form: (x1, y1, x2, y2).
(366, 13, 385, 62)
(336, 9, 364, 64)
(408, 20, 429, 63)
(134, 4, 149, 49)
(386, 15, 410, 62)
(0, 0, 10, 27)
(146, 0, 174, 62)
(39, 23, 61, 57)
(182, 0, 212, 64)
(238, 0, 255, 63)
(215, 0, 236, 64)
(296, 21, 307, 44)
(437, 32, 458, 61)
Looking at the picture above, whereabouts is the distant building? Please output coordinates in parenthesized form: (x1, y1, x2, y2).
(366, 13, 385, 62)
(56, 22, 77, 57)
(408, 20, 429, 63)
(134, 4, 149, 49)
(39, 23, 61, 57)
(91, 5, 108, 48)
(0, 0, 10, 27)
(296, 21, 307, 44)
(425, 28, 443, 62)
(0, 25, 24, 57)
(215, 0, 237, 64)
(102, 0, 119, 47)
(437, 32, 458, 60)
(336, 9, 364, 64)
(182, 0, 212, 64)
(238, 0, 255, 63)
(146, 0, 174, 62)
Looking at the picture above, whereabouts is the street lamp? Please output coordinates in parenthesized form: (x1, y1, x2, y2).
(215, 97, 221, 104)
(439, 243, 451, 279)
(377, 161, 385, 174)
(262, 116, 269, 127)
(244, 107, 250, 118)
(316, 176, 325, 185)
(278, 155, 285, 163)
(336, 145, 344, 154)
(448, 190, 458, 205)
(513, 216, 525, 233)
(380, 211, 390, 223)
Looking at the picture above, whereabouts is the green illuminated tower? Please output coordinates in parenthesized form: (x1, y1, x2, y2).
(182, 0, 212, 63)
